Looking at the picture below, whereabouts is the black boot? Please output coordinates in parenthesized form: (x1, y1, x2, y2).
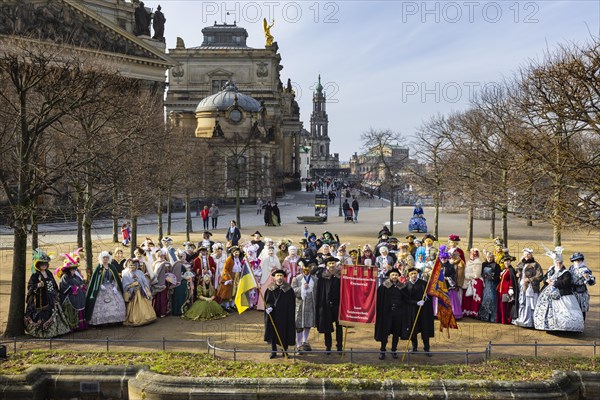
(378, 352, 385, 360)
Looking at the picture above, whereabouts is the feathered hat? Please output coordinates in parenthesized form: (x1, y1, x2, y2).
(448, 234, 461, 242)
(97, 250, 112, 263)
(56, 251, 80, 278)
(31, 248, 52, 274)
(438, 245, 449, 259)
(543, 245, 564, 263)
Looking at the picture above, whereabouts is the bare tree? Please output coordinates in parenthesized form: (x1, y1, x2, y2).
(509, 42, 599, 244)
(359, 128, 408, 235)
(204, 124, 273, 229)
(0, 39, 113, 337)
(410, 114, 453, 238)
(111, 82, 166, 257)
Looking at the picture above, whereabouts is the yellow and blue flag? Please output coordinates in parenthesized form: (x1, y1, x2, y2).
(234, 260, 258, 314)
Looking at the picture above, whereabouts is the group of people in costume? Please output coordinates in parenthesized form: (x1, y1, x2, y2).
(370, 230, 594, 335)
(25, 226, 595, 361)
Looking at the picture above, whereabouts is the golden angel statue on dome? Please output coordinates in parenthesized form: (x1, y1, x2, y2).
(263, 18, 274, 47)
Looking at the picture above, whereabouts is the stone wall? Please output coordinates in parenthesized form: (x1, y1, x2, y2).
(1, 365, 599, 399)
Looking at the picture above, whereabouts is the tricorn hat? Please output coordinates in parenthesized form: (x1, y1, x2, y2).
(422, 234, 437, 242)
(385, 268, 401, 276)
(253, 231, 262, 237)
(448, 234, 461, 242)
(203, 231, 213, 237)
(323, 256, 339, 264)
(501, 254, 516, 262)
(378, 226, 391, 238)
(271, 269, 288, 277)
(405, 234, 416, 240)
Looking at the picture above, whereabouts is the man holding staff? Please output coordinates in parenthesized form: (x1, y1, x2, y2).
(264, 269, 296, 359)
(404, 267, 435, 356)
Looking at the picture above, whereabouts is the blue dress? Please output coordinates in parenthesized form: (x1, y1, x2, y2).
(408, 205, 427, 232)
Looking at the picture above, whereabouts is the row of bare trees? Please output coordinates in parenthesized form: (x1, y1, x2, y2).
(408, 37, 600, 249)
(0, 36, 196, 337)
(0, 36, 282, 336)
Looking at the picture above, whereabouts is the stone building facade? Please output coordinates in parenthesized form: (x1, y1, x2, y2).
(165, 22, 304, 199)
(0, 0, 174, 216)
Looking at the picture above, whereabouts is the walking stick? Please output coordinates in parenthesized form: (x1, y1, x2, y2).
(245, 255, 288, 360)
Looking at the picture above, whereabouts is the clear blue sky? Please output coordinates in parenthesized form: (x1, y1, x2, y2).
(143, 1, 599, 161)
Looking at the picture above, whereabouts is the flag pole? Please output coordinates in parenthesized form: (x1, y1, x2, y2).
(341, 325, 348, 358)
(402, 257, 437, 362)
(244, 254, 288, 360)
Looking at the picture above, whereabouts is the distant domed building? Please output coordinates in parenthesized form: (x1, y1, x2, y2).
(166, 22, 304, 200)
(190, 81, 279, 199)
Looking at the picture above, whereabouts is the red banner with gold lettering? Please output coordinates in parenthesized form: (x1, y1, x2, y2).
(339, 265, 378, 324)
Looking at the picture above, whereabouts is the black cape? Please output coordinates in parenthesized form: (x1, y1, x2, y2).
(263, 282, 296, 346)
(403, 279, 435, 339)
(314, 267, 341, 334)
(374, 279, 409, 341)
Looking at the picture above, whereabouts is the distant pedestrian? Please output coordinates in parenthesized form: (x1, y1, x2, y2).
(201, 205, 210, 230)
(209, 203, 219, 229)
(351, 197, 360, 223)
(121, 222, 130, 247)
(225, 220, 241, 248)
(264, 201, 273, 226)
(272, 202, 281, 226)
(257, 198, 263, 215)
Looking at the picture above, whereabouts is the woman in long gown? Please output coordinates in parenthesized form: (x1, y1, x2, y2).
(496, 254, 519, 325)
(568, 252, 596, 321)
(151, 249, 171, 318)
(85, 251, 126, 326)
(211, 242, 227, 290)
(478, 252, 499, 322)
(512, 248, 544, 328)
(183, 274, 228, 321)
(24, 249, 71, 338)
(57, 253, 88, 331)
(462, 248, 483, 318)
(216, 246, 238, 311)
(122, 259, 156, 327)
(170, 250, 189, 316)
(533, 247, 584, 332)
(257, 245, 281, 310)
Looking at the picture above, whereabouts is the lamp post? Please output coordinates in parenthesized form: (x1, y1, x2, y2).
(338, 185, 343, 217)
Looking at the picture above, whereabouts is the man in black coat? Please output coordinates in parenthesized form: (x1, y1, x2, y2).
(314, 256, 343, 354)
(404, 267, 435, 355)
(264, 269, 296, 358)
(374, 268, 408, 359)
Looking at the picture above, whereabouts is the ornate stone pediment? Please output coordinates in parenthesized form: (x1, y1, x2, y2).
(207, 68, 234, 78)
(0, 0, 172, 65)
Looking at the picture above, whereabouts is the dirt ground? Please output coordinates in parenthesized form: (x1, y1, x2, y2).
(1, 201, 598, 365)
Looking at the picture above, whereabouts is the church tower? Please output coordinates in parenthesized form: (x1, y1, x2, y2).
(309, 75, 337, 172)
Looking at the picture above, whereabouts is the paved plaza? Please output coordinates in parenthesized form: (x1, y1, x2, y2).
(1, 190, 598, 363)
